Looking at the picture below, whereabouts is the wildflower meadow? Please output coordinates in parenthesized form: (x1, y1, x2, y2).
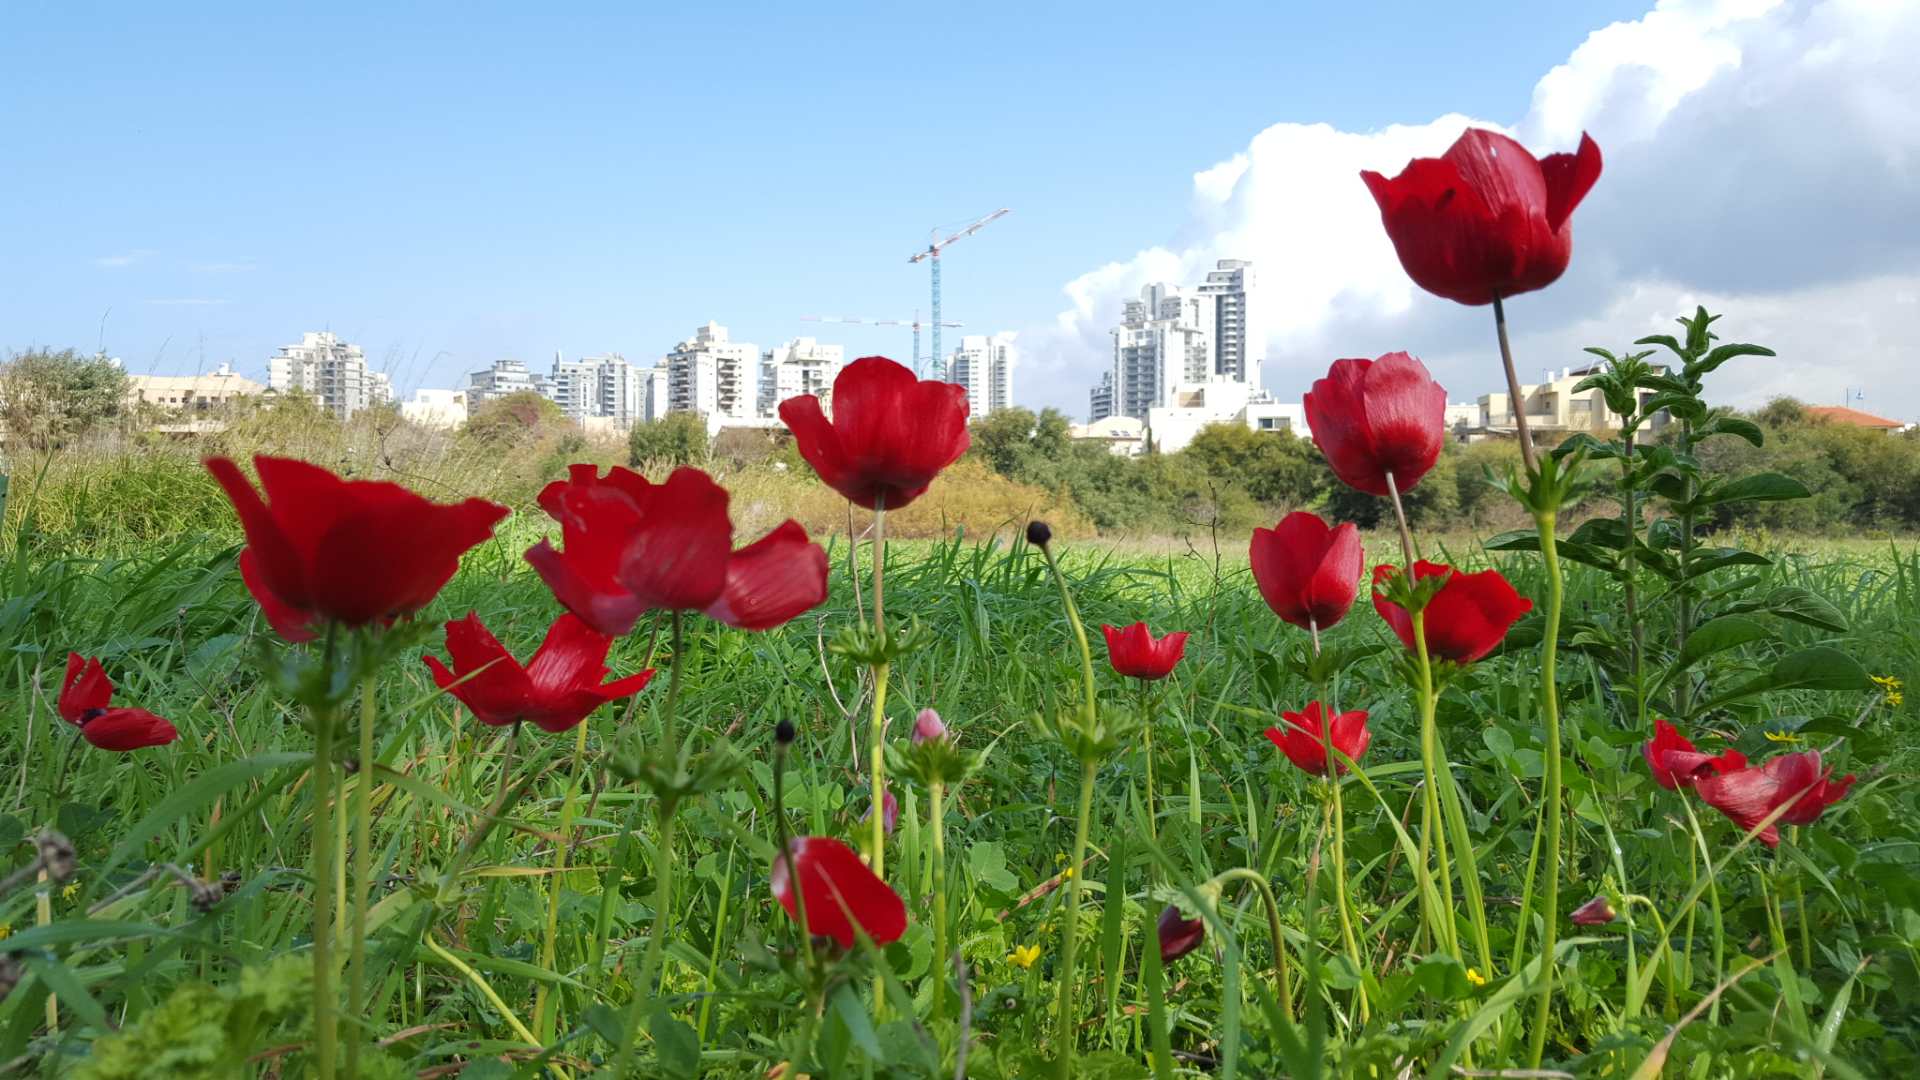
(4, 127, 1918, 1080)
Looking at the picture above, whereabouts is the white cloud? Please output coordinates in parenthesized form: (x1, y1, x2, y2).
(95, 248, 157, 268)
(1024, 0, 1920, 420)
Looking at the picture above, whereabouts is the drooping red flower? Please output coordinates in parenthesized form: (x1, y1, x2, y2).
(1361, 128, 1603, 306)
(525, 465, 829, 637)
(1250, 512, 1363, 631)
(778, 356, 970, 511)
(1569, 896, 1617, 926)
(207, 455, 509, 642)
(1371, 561, 1532, 665)
(770, 836, 908, 949)
(1157, 905, 1205, 965)
(422, 612, 654, 734)
(1101, 622, 1189, 681)
(1304, 354, 1448, 497)
(1693, 750, 1854, 848)
(57, 653, 178, 752)
(1642, 719, 1746, 791)
(1264, 702, 1370, 777)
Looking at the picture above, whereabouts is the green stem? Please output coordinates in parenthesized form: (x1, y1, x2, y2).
(535, 717, 593, 1043)
(613, 612, 688, 1075)
(1679, 799, 1725, 1024)
(1054, 760, 1098, 1078)
(1138, 681, 1157, 849)
(1790, 826, 1812, 973)
(1328, 775, 1366, 1022)
(1527, 510, 1567, 1069)
(869, 664, 890, 878)
(930, 780, 949, 1023)
(1212, 867, 1293, 1017)
(311, 702, 339, 1080)
(1410, 609, 1459, 961)
(346, 674, 376, 1078)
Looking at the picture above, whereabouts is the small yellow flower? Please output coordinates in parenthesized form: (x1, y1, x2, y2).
(0, 922, 12, 941)
(1062, 866, 1075, 880)
(1871, 674, 1903, 693)
(1889, 690, 1905, 708)
(1763, 730, 1804, 744)
(1466, 968, 1487, 987)
(61, 883, 80, 901)
(1010, 944, 1042, 970)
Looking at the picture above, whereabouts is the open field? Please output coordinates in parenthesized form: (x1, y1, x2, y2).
(3, 449, 1919, 1077)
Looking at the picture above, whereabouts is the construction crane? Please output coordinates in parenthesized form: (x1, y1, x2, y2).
(800, 314, 962, 375)
(908, 208, 1009, 378)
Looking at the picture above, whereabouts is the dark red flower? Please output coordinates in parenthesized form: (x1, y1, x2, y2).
(1264, 702, 1370, 777)
(1157, 905, 1205, 965)
(1694, 751, 1854, 848)
(525, 465, 828, 637)
(1361, 128, 1603, 306)
(1642, 719, 1746, 791)
(207, 455, 509, 642)
(1569, 896, 1617, 926)
(1250, 512, 1363, 631)
(423, 612, 654, 734)
(770, 836, 908, 949)
(1304, 354, 1448, 497)
(1371, 561, 1531, 665)
(58, 653, 178, 752)
(778, 356, 970, 511)
(1101, 622, 1189, 681)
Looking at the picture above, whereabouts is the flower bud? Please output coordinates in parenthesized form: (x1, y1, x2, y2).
(775, 718, 797, 746)
(912, 708, 948, 745)
(1569, 895, 1617, 926)
(1025, 520, 1052, 548)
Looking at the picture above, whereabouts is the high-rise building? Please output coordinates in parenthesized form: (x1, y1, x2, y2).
(759, 338, 846, 416)
(466, 359, 548, 404)
(1196, 259, 1260, 387)
(1110, 284, 1214, 420)
(1088, 371, 1115, 423)
(945, 334, 1015, 418)
(547, 352, 597, 420)
(666, 322, 759, 421)
(642, 365, 670, 423)
(267, 332, 391, 419)
(543, 352, 649, 429)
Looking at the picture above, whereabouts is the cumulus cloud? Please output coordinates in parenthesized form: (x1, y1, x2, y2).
(1025, 0, 1920, 420)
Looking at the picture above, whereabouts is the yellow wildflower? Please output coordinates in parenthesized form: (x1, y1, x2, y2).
(0, 923, 12, 941)
(1889, 690, 1906, 708)
(1763, 730, 1804, 744)
(1466, 968, 1487, 987)
(1871, 674, 1903, 693)
(1062, 866, 1075, 880)
(62, 882, 80, 901)
(1010, 944, 1042, 970)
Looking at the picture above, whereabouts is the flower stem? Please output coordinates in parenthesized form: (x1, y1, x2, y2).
(613, 612, 688, 1075)
(1492, 295, 1539, 475)
(535, 718, 592, 1044)
(1410, 610, 1459, 961)
(1138, 681, 1157, 849)
(930, 779, 949, 1022)
(1327, 773, 1366, 1022)
(346, 674, 377, 1078)
(1054, 760, 1097, 1078)
(868, 500, 890, 881)
(1526, 508, 1566, 1069)
(1211, 867, 1292, 1017)
(311, 702, 339, 1080)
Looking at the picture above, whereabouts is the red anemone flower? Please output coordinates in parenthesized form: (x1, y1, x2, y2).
(422, 612, 654, 734)
(1101, 622, 1189, 681)
(1361, 128, 1603, 306)
(525, 464, 829, 637)
(777, 356, 970, 511)
(1250, 511, 1363, 631)
(770, 836, 908, 949)
(1693, 750, 1854, 848)
(1371, 562, 1531, 665)
(1304, 354, 1448, 497)
(1264, 702, 1370, 777)
(58, 653, 178, 751)
(1157, 905, 1206, 965)
(1642, 719, 1746, 791)
(207, 455, 509, 642)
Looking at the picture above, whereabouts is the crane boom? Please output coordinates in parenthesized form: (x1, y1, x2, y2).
(907, 208, 1010, 374)
(798, 314, 964, 373)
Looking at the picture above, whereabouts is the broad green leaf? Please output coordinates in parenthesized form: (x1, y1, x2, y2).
(1720, 586, 1849, 633)
(1696, 646, 1873, 712)
(1688, 341, 1775, 377)
(651, 1011, 701, 1079)
(1701, 472, 1810, 506)
(1674, 615, 1774, 672)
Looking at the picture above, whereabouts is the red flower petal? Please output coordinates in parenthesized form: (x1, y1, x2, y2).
(1540, 132, 1604, 233)
(1101, 621, 1187, 680)
(1304, 354, 1447, 497)
(1372, 561, 1530, 664)
(779, 356, 969, 511)
(1251, 512, 1362, 630)
(704, 520, 830, 631)
(770, 836, 908, 948)
(79, 707, 178, 752)
(240, 549, 320, 643)
(58, 653, 113, 726)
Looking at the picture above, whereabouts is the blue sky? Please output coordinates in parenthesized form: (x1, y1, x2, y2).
(1, 1, 1655, 400)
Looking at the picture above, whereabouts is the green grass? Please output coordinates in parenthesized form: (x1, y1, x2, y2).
(3, 502, 1919, 1077)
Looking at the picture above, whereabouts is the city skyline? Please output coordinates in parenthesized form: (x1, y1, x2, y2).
(4, 2, 1916, 423)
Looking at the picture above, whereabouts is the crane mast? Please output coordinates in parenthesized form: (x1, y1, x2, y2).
(908, 208, 1009, 378)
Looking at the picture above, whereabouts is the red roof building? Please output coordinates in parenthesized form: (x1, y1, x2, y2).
(1805, 405, 1904, 431)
